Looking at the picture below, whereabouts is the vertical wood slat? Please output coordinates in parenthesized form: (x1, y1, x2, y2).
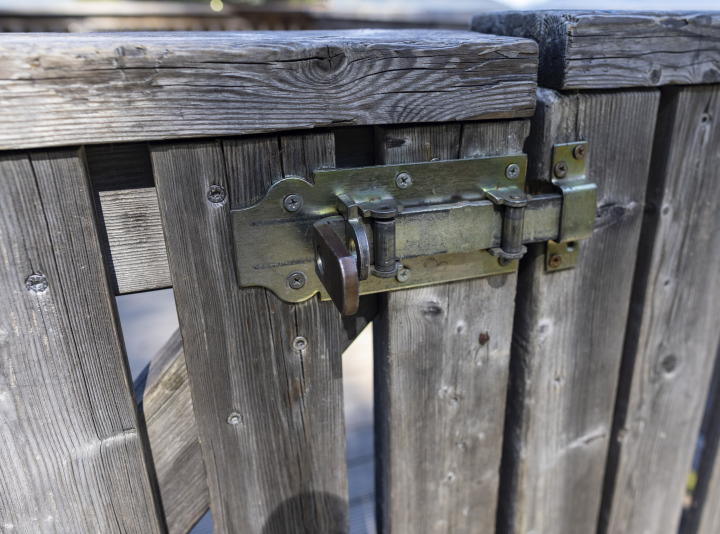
(151, 132, 349, 534)
(373, 120, 529, 533)
(0, 149, 164, 533)
(497, 89, 660, 534)
(600, 85, 720, 534)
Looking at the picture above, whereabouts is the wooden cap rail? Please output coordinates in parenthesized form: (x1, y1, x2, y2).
(472, 11, 720, 89)
(0, 30, 537, 150)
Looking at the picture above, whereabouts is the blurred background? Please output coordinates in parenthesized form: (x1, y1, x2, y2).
(3, 0, 712, 532)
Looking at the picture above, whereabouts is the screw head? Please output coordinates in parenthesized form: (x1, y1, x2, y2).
(554, 161, 568, 178)
(573, 145, 587, 160)
(292, 336, 308, 351)
(395, 172, 413, 189)
(287, 271, 307, 289)
(227, 412, 243, 426)
(207, 184, 226, 204)
(505, 163, 521, 179)
(396, 267, 411, 283)
(549, 254, 563, 268)
(498, 257, 512, 267)
(25, 274, 48, 293)
(283, 194, 303, 212)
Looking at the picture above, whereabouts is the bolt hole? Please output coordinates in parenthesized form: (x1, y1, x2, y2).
(566, 241, 576, 252)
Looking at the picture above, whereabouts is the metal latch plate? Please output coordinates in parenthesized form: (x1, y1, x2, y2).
(231, 155, 528, 303)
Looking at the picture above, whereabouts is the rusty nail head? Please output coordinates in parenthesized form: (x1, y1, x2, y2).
(395, 172, 412, 189)
(283, 194, 303, 212)
(554, 161, 568, 178)
(505, 163, 520, 179)
(287, 271, 307, 289)
(26, 274, 48, 293)
(207, 184, 226, 204)
(573, 145, 587, 160)
(479, 332, 490, 346)
(396, 267, 411, 283)
(292, 336, 308, 350)
(549, 254, 563, 268)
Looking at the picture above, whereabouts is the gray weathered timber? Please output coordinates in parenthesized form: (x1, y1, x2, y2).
(0, 30, 537, 150)
(131, 295, 377, 534)
(373, 120, 528, 533)
(134, 331, 209, 534)
(471, 11, 720, 90)
(86, 143, 171, 295)
(681, 345, 720, 534)
(151, 133, 349, 533)
(0, 149, 164, 533)
(599, 85, 720, 534)
(496, 89, 659, 534)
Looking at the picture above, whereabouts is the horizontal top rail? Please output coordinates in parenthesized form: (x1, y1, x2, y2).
(472, 11, 720, 90)
(0, 29, 537, 150)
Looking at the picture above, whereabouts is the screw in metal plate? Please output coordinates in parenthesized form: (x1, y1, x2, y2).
(227, 412, 243, 426)
(207, 184, 226, 204)
(498, 257, 512, 267)
(505, 163, 521, 179)
(396, 267, 411, 283)
(554, 161, 568, 178)
(549, 254, 563, 268)
(287, 271, 307, 290)
(573, 145, 587, 160)
(283, 194, 303, 212)
(25, 274, 48, 293)
(292, 336, 308, 351)
(395, 172, 413, 189)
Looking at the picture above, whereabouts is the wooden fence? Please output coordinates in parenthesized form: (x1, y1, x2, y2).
(1, 10, 720, 534)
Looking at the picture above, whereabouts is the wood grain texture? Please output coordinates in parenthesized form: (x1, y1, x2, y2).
(151, 133, 349, 533)
(131, 295, 377, 534)
(86, 143, 171, 295)
(372, 120, 528, 533)
(496, 89, 659, 534)
(599, 85, 720, 534)
(134, 331, 209, 534)
(471, 11, 720, 90)
(0, 148, 164, 533)
(0, 30, 537, 150)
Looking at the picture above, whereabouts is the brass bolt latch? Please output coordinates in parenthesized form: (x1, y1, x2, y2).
(231, 143, 596, 315)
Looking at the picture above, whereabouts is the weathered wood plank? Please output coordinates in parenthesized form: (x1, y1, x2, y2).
(151, 133, 349, 533)
(681, 345, 720, 534)
(0, 30, 537, 150)
(496, 89, 659, 534)
(0, 148, 164, 533)
(86, 143, 171, 295)
(471, 11, 720, 90)
(131, 294, 377, 534)
(134, 331, 209, 534)
(373, 120, 527, 533)
(599, 84, 720, 534)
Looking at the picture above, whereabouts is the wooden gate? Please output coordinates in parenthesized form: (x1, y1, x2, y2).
(1, 11, 720, 534)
